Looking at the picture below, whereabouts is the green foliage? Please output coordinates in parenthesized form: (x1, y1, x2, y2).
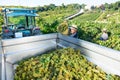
(0, 2, 120, 50)
(36, 6, 79, 33)
(36, 8, 120, 51)
(9, 16, 26, 25)
(94, 1, 120, 11)
(96, 11, 120, 23)
(14, 48, 120, 80)
(70, 11, 102, 22)
(93, 23, 120, 50)
(70, 20, 120, 51)
(0, 13, 3, 32)
(35, 3, 82, 12)
(36, 17, 59, 33)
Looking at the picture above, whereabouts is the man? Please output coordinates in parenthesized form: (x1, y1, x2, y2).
(70, 25, 78, 38)
(100, 28, 108, 41)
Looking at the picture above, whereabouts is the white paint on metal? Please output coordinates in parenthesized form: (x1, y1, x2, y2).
(65, 9, 84, 20)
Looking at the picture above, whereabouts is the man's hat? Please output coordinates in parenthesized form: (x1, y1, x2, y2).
(71, 24, 78, 29)
(102, 28, 107, 32)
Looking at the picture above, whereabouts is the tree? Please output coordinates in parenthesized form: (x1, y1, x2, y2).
(99, 4, 105, 11)
(81, 4, 86, 9)
(48, 4, 56, 10)
(62, 3, 66, 8)
(91, 5, 95, 10)
(104, 3, 110, 10)
(73, 4, 81, 9)
(113, 1, 120, 10)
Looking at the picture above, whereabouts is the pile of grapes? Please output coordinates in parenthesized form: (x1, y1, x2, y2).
(57, 21, 69, 35)
(14, 48, 120, 80)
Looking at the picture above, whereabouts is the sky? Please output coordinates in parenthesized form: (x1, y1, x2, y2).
(0, 0, 119, 7)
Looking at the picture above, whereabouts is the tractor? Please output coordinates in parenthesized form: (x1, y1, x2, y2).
(1, 8, 41, 39)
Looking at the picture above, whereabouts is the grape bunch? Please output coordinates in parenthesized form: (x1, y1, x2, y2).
(57, 21, 69, 35)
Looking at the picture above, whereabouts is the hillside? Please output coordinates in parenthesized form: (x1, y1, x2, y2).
(36, 8, 120, 51)
(36, 6, 80, 33)
(96, 11, 120, 23)
(69, 11, 120, 51)
(0, 1, 120, 51)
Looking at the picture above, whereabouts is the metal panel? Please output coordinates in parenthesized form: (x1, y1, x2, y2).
(2, 33, 57, 47)
(0, 42, 2, 78)
(2, 33, 120, 80)
(0, 40, 5, 80)
(1, 54, 5, 80)
(2, 33, 57, 63)
(58, 34, 120, 61)
(58, 33, 120, 76)
(2, 33, 57, 64)
(0, 63, 1, 80)
(1, 33, 57, 80)
(4, 40, 57, 80)
(4, 39, 55, 54)
(5, 39, 56, 64)
(5, 62, 13, 80)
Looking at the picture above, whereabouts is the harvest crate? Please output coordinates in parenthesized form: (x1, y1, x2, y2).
(0, 33, 120, 80)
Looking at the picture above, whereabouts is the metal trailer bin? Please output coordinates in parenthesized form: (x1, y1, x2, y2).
(1, 33, 120, 80)
(0, 42, 2, 80)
